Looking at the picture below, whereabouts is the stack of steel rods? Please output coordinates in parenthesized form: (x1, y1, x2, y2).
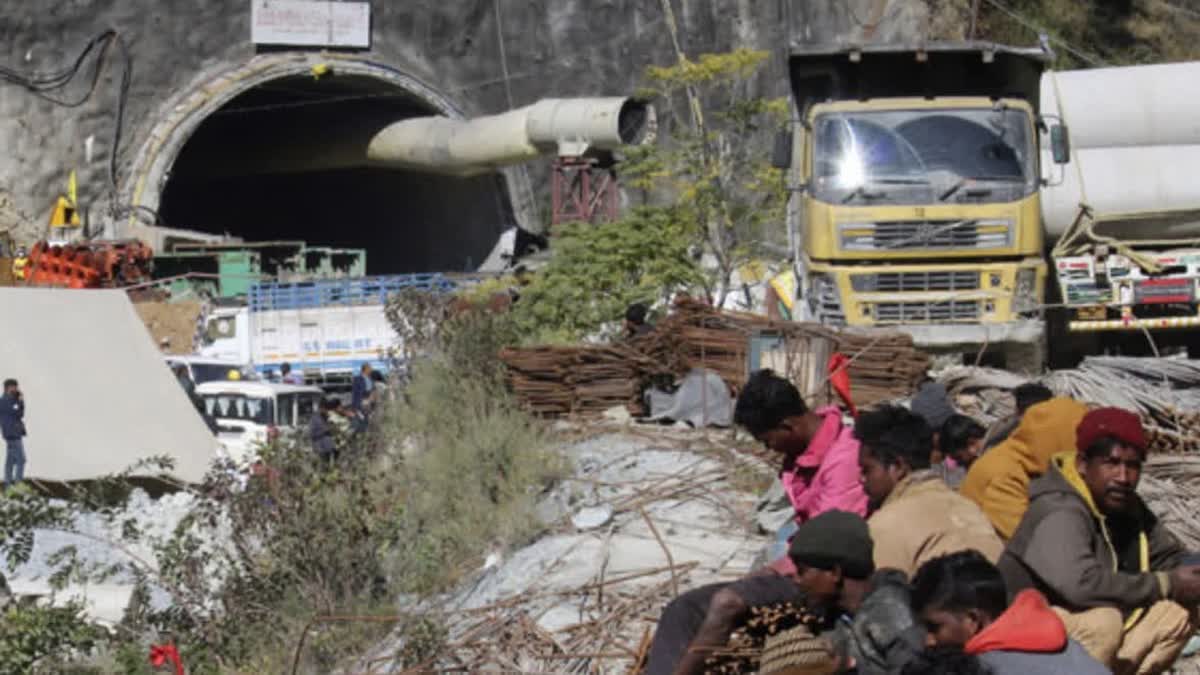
(500, 299, 931, 418)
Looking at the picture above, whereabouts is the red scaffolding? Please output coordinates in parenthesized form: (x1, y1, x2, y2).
(550, 156, 621, 226)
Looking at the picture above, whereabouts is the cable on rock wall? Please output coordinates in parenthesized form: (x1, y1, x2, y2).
(1, 29, 134, 199)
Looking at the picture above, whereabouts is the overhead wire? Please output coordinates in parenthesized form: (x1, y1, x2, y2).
(977, 0, 1110, 66)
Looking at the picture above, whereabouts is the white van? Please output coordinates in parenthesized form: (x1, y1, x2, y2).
(195, 381, 324, 465)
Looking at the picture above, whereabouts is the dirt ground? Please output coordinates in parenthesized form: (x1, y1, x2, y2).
(133, 299, 203, 354)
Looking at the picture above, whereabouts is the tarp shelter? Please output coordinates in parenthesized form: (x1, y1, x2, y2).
(0, 288, 218, 483)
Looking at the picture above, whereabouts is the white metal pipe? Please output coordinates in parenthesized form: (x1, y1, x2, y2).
(366, 97, 655, 176)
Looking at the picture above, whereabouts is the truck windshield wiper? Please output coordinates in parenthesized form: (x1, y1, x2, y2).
(841, 176, 928, 203)
(939, 175, 1023, 201)
(841, 185, 887, 203)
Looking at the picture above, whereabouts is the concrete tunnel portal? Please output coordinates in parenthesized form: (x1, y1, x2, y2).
(156, 72, 520, 275)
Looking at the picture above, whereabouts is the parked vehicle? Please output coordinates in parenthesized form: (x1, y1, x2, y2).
(197, 274, 454, 390)
(196, 381, 324, 465)
(777, 43, 1200, 364)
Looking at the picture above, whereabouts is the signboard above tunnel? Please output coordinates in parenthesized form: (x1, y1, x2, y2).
(251, 0, 371, 48)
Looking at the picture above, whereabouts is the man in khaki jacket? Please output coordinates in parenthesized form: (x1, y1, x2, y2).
(855, 405, 1003, 578)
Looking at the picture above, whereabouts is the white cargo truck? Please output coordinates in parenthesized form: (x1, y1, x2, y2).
(197, 274, 454, 389)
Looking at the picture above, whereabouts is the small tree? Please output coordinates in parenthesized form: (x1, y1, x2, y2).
(508, 49, 788, 341)
(511, 206, 704, 341)
(633, 49, 789, 307)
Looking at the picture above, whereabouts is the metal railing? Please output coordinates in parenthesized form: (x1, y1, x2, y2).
(248, 274, 456, 311)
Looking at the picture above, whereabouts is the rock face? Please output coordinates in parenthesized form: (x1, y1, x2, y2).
(0, 0, 930, 264)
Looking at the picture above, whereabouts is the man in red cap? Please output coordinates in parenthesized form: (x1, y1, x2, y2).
(997, 407, 1200, 674)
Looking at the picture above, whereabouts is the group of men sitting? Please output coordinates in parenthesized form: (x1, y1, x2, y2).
(646, 371, 1200, 675)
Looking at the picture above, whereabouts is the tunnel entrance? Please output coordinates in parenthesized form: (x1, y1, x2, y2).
(158, 73, 517, 274)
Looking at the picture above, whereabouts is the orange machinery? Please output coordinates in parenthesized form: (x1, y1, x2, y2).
(24, 240, 153, 289)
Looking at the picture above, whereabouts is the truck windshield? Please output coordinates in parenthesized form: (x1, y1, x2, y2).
(190, 364, 240, 384)
(202, 394, 275, 426)
(812, 108, 1035, 204)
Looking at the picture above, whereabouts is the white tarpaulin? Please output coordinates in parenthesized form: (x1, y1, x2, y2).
(0, 288, 219, 483)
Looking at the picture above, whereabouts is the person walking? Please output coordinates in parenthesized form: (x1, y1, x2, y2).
(350, 364, 374, 433)
(1, 379, 27, 489)
(310, 398, 338, 464)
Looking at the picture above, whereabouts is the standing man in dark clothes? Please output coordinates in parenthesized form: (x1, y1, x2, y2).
(1, 379, 26, 489)
(309, 398, 338, 463)
(350, 364, 373, 432)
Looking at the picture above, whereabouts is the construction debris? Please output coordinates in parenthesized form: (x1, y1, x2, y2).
(358, 427, 772, 674)
(501, 299, 931, 418)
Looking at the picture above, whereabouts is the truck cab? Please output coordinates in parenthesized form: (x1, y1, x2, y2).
(783, 43, 1056, 359)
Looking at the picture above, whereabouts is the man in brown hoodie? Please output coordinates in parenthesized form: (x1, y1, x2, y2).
(998, 408, 1200, 674)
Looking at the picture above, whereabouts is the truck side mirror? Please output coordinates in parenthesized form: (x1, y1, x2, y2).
(771, 129, 793, 169)
(1050, 124, 1071, 164)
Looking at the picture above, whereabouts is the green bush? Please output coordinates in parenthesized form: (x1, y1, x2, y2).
(0, 301, 561, 672)
(510, 206, 705, 341)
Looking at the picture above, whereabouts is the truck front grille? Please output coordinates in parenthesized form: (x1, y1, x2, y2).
(840, 220, 1011, 252)
(851, 271, 979, 293)
(873, 300, 981, 323)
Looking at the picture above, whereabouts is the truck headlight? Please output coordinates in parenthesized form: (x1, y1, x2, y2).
(1013, 269, 1037, 313)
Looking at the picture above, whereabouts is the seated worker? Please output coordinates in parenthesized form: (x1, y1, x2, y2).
(735, 370, 866, 564)
(647, 510, 924, 675)
(912, 550, 1108, 674)
(960, 397, 1089, 539)
(985, 382, 1054, 450)
(998, 407, 1200, 673)
(856, 405, 1003, 577)
(934, 414, 986, 489)
(909, 380, 956, 462)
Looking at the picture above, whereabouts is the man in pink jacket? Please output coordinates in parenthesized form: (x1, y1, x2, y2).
(642, 370, 868, 674)
(734, 370, 867, 571)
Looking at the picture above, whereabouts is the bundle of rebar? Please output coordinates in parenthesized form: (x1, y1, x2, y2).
(1043, 357, 1200, 453)
(649, 299, 930, 408)
(499, 344, 654, 416)
(501, 299, 931, 418)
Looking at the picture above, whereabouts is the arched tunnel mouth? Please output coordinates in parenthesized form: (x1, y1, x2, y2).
(158, 73, 518, 275)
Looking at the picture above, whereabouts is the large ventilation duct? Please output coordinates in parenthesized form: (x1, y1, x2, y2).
(367, 98, 656, 176)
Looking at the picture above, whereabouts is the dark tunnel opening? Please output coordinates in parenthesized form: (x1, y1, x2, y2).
(159, 74, 518, 275)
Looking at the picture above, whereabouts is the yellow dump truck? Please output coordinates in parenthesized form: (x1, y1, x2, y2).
(776, 43, 1062, 366)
